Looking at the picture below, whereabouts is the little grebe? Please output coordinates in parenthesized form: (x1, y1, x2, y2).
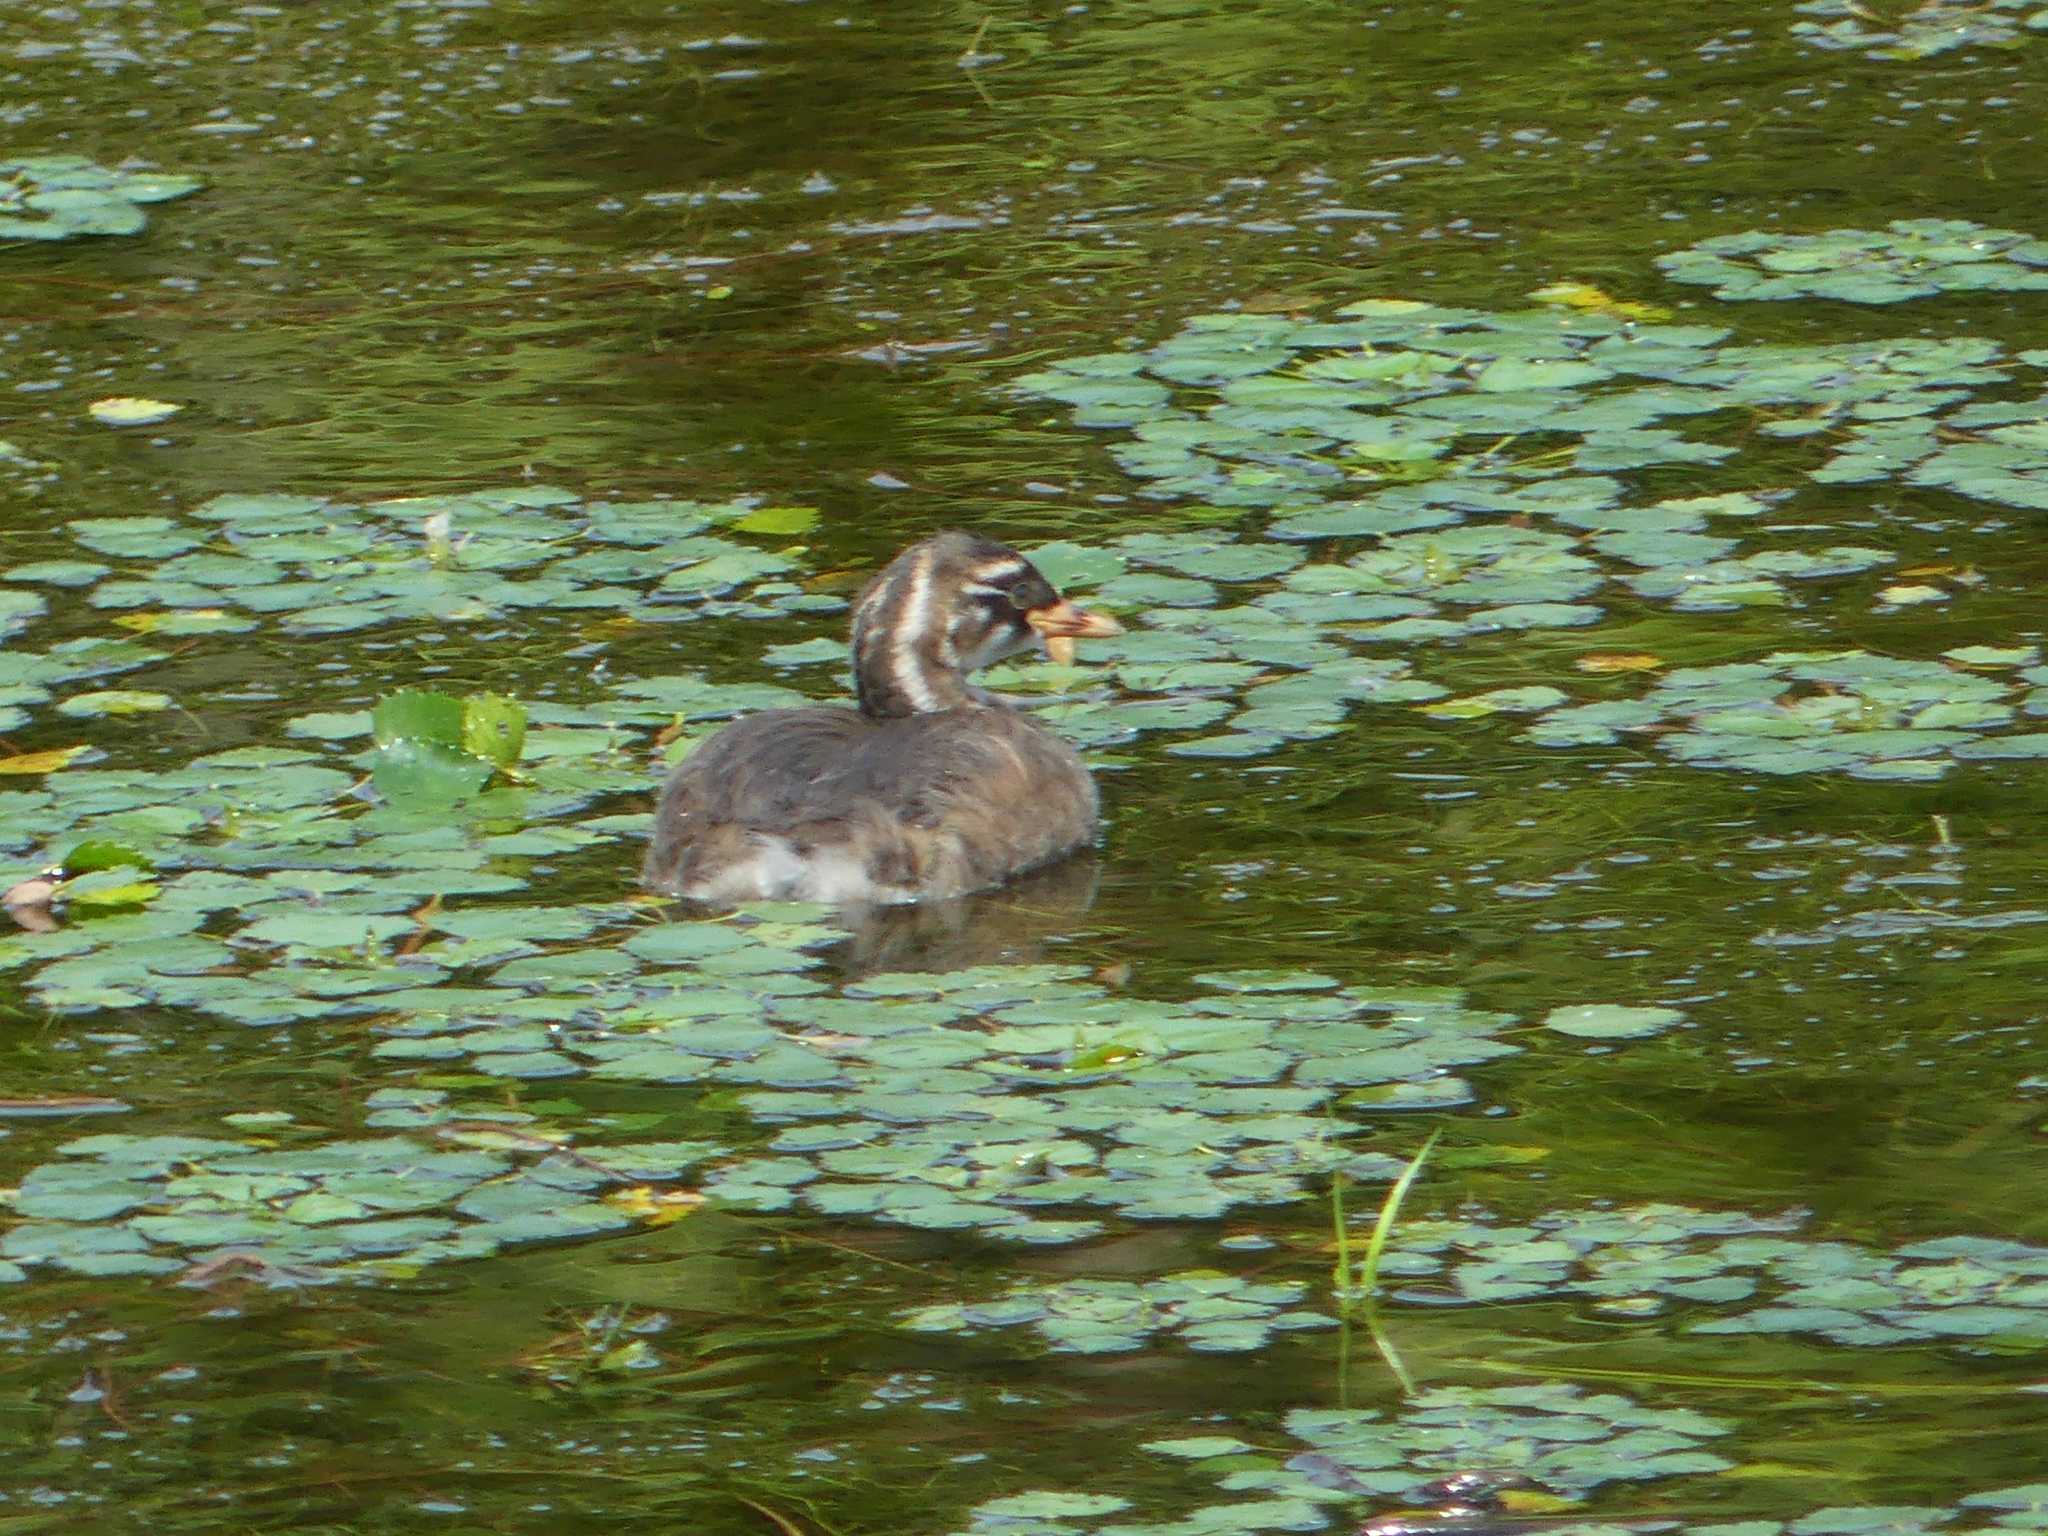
(640, 531, 1121, 905)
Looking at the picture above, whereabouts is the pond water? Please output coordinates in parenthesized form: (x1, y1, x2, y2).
(6, 2, 2048, 1532)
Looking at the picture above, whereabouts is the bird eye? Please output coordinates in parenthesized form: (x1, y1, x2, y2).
(1006, 579, 1039, 610)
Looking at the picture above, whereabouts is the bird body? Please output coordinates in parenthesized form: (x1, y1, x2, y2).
(641, 532, 1119, 906)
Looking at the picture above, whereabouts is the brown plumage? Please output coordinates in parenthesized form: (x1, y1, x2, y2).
(640, 531, 1121, 906)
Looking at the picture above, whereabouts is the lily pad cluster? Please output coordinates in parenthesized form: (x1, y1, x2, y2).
(17, 291, 2043, 791)
(1016, 302, 2048, 556)
(1010, 306, 2048, 653)
(1953, 1487, 2048, 1531)
(1155, 1382, 1734, 1496)
(1272, 516, 1890, 621)
(982, 515, 1886, 759)
(0, 662, 843, 907)
(0, 638, 164, 735)
(1, 1123, 721, 1285)
(0, 154, 202, 241)
(373, 958, 1514, 1242)
(1016, 302, 1745, 513)
(900, 1269, 1334, 1355)
(1015, 302, 2024, 523)
(1692, 1233, 2048, 1348)
(953, 1384, 1734, 1536)
(1383, 1202, 1802, 1310)
(1385, 1203, 2048, 1351)
(1656, 221, 2048, 305)
(2, 872, 1517, 1259)
(0, 633, 1507, 1265)
(13, 488, 835, 640)
(1731, 1505, 2036, 1536)
(958, 1473, 2048, 1536)
(0, 740, 658, 940)
(1518, 649, 2047, 781)
(1815, 391, 2048, 512)
(1792, 0, 2048, 61)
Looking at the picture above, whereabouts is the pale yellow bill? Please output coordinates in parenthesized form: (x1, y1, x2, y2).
(1026, 598, 1122, 667)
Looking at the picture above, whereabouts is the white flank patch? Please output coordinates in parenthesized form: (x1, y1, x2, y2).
(690, 836, 905, 905)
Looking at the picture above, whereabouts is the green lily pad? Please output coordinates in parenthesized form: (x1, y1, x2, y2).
(53, 690, 174, 719)
(1545, 1004, 1687, 1040)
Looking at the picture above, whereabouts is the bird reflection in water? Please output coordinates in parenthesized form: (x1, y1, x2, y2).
(825, 853, 1101, 978)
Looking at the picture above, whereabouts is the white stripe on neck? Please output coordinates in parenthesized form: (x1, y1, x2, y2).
(890, 547, 942, 712)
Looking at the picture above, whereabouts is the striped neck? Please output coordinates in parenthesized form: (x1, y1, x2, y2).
(850, 540, 978, 719)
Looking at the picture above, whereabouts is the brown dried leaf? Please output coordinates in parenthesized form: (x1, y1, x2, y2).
(1573, 653, 1664, 675)
(0, 746, 87, 775)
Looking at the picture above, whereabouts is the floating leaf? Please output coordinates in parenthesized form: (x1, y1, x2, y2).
(53, 689, 173, 718)
(1422, 686, 1570, 719)
(461, 693, 528, 770)
(371, 738, 494, 804)
(731, 504, 820, 535)
(971, 1493, 1132, 1521)
(1876, 583, 1948, 606)
(61, 840, 152, 875)
(87, 397, 182, 428)
(0, 747, 89, 776)
(1576, 652, 1665, 674)
(61, 867, 159, 910)
(1945, 645, 2040, 668)
(1545, 1004, 1686, 1040)
(374, 690, 465, 750)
